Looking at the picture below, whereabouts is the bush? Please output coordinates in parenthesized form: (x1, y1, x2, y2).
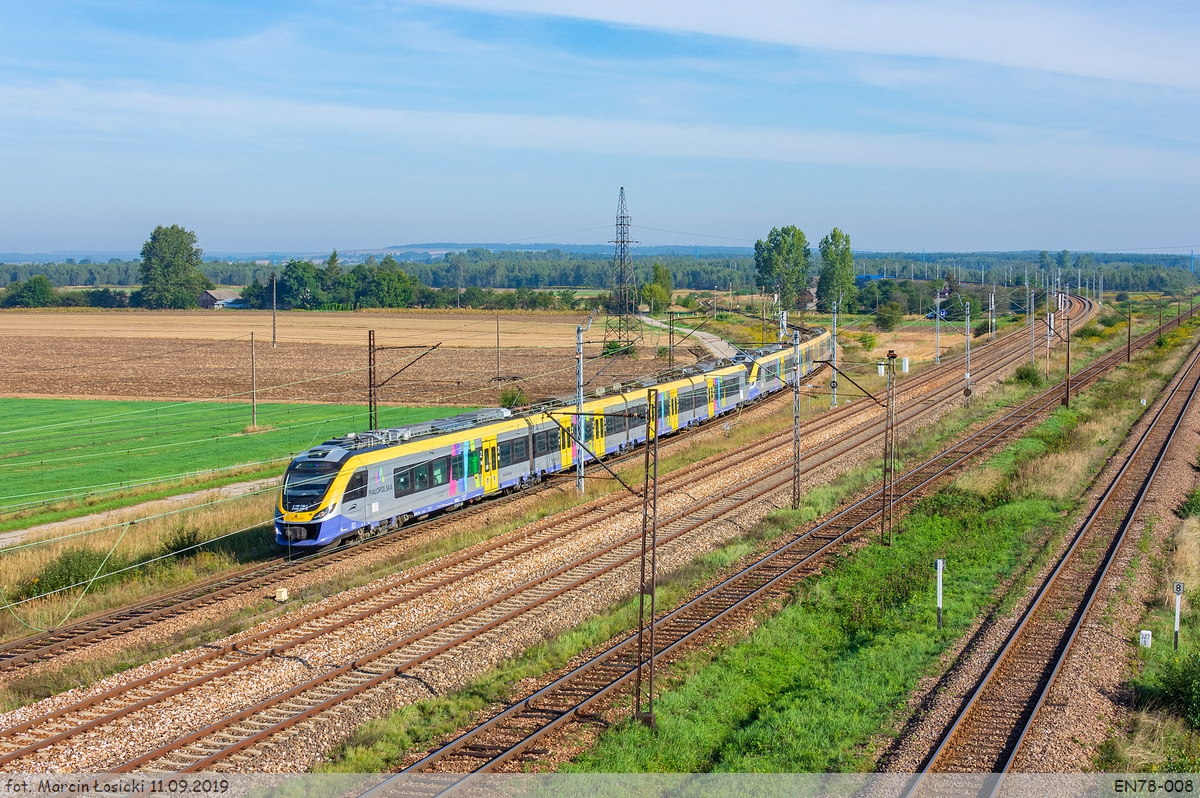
(874, 302, 904, 332)
(26, 547, 113, 598)
(1013, 362, 1044, 388)
(1117, 292, 1130, 302)
(1158, 648, 1200, 727)
(1179, 489, 1200, 519)
(1073, 323, 1104, 339)
(499, 386, 529, 408)
(162, 524, 203, 556)
(973, 320, 990, 338)
(857, 332, 877, 351)
(1099, 313, 1123, 328)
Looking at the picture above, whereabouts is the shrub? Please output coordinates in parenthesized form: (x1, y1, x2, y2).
(973, 320, 990, 338)
(602, 340, 625, 357)
(499, 386, 529, 408)
(858, 332, 877, 351)
(1099, 313, 1123, 328)
(1180, 489, 1200, 519)
(1013, 362, 1044, 388)
(162, 524, 203, 556)
(1158, 648, 1200, 727)
(1117, 291, 1130, 302)
(1073, 323, 1104, 339)
(26, 547, 112, 598)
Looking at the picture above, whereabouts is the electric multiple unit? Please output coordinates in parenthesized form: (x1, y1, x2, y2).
(276, 329, 833, 548)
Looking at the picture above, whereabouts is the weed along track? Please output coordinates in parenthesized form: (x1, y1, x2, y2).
(913, 331, 1200, 777)
(372, 300, 1186, 786)
(0, 301, 1098, 772)
(0, 297, 1072, 675)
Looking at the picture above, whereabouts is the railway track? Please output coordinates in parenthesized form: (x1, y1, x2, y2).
(0, 301, 1093, 771)
(369, 299, 1164, 793)
(909, 318, 1200, 778)
(0, 298, 1053, 674)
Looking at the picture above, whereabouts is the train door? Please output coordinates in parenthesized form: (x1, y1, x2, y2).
(481, 435, 499, 493)
(707, 377, 716, 417)
(591, 408, 606, 457)
(558, 422, 573, 470)
(342, 468, 368, 527)
(668, 389, 679, 431)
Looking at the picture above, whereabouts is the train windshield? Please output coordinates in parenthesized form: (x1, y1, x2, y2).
(283, 460, 341, 511)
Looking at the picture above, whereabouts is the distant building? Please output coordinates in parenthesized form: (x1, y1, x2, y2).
(198, 289, 244, 309)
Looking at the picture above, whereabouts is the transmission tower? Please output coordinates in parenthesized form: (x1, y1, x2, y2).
(603, 187, 641, 354)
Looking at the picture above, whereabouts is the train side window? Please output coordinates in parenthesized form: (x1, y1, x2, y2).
(451, 453, 464, 481)
(515, 438, 527, 460)
(393, 468, 411, 497)
(535, 431, 548, 456)
(431, 457, 449, 487)
(345, 469, 368, 501)
(412, 463, 430, 492)
(583, 417, 593, 441)
(499, 441, 513, 467)
(468, 448, 481, 476)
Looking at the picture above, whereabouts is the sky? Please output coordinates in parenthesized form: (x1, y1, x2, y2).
(1, 1, 1198, 254)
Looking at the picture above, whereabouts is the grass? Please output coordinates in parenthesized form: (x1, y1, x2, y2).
(0, 398, 458, 531)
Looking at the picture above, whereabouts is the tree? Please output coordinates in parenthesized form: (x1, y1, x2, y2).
(1056, 249, 1071, 272)
(1039, 250, 1053, 272)
(137, 225, 213, 309)
(279, 259, 323, 309)
(875, 301, 904, 332)
(240, 279, 269, 309)
(640, 283, 670, 314)
(754, 226, 811, 310)
(364, 269, 414, 308)
(321, 250, 341, 291)
(3, 276, 56, 307)
(651, 262, 673, 298)
(816, 228, 856, 311)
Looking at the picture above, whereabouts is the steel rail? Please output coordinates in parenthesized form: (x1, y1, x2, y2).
(77, 300, 1089, 772)
(0, 297, 1093, 769)
(912, 323, 1200, 781)
(371, 303, 1130, 792)
(112, 299, 1097, 773)
(0, 293, 1050, 673)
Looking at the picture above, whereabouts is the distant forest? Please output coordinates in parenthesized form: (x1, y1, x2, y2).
(2, 247, 1196, 304)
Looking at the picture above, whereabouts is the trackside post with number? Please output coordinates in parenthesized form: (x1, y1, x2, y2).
(936, 559, 945, 630)
(1176, 582, 1185, 651)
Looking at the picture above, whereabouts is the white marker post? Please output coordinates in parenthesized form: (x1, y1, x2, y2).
(936, 559, 945, 630)
(1176, 582, 1185, 651)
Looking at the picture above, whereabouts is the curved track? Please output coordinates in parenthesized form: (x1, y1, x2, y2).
(912, 312, 1200, 778)
(0, 297, 1096, 772)
(0, 299, 1065, 673)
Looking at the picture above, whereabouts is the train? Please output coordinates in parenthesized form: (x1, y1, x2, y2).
(275, 327, 834, 549)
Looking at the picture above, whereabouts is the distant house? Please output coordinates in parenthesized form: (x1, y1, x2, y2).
(198, 289, 244, 309)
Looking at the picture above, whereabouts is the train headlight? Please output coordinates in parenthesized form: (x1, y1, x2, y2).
(311, 505, 335, 521)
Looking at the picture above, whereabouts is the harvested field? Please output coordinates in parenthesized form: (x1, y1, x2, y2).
(0, 310, 683, 405)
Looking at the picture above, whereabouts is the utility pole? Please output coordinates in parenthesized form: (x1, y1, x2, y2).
(792, 330, 802, 511)
(989, 290, 996, 340)
(576, 312, 595, 495)
(1063, 310, 1071, 408)
(1046, 295, 1052, 382)
(964, 302, 972, 400)
(1128, 295, 1133, 363)
(496, 314, 501, 381)
(881, 351, 898, 546)
(250, 332, 257, 429)
(270, 272, 277, 348)
(934, 291, 941, 365)
(633, 388, 659, 729)
(831, 294, 840, 407)
(1029, 280, 1036, 367)
(668, 312, 675, 370)
(368, 330, 377, 430)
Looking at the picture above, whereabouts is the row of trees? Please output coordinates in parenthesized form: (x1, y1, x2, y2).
(753, 225, 857, 311)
